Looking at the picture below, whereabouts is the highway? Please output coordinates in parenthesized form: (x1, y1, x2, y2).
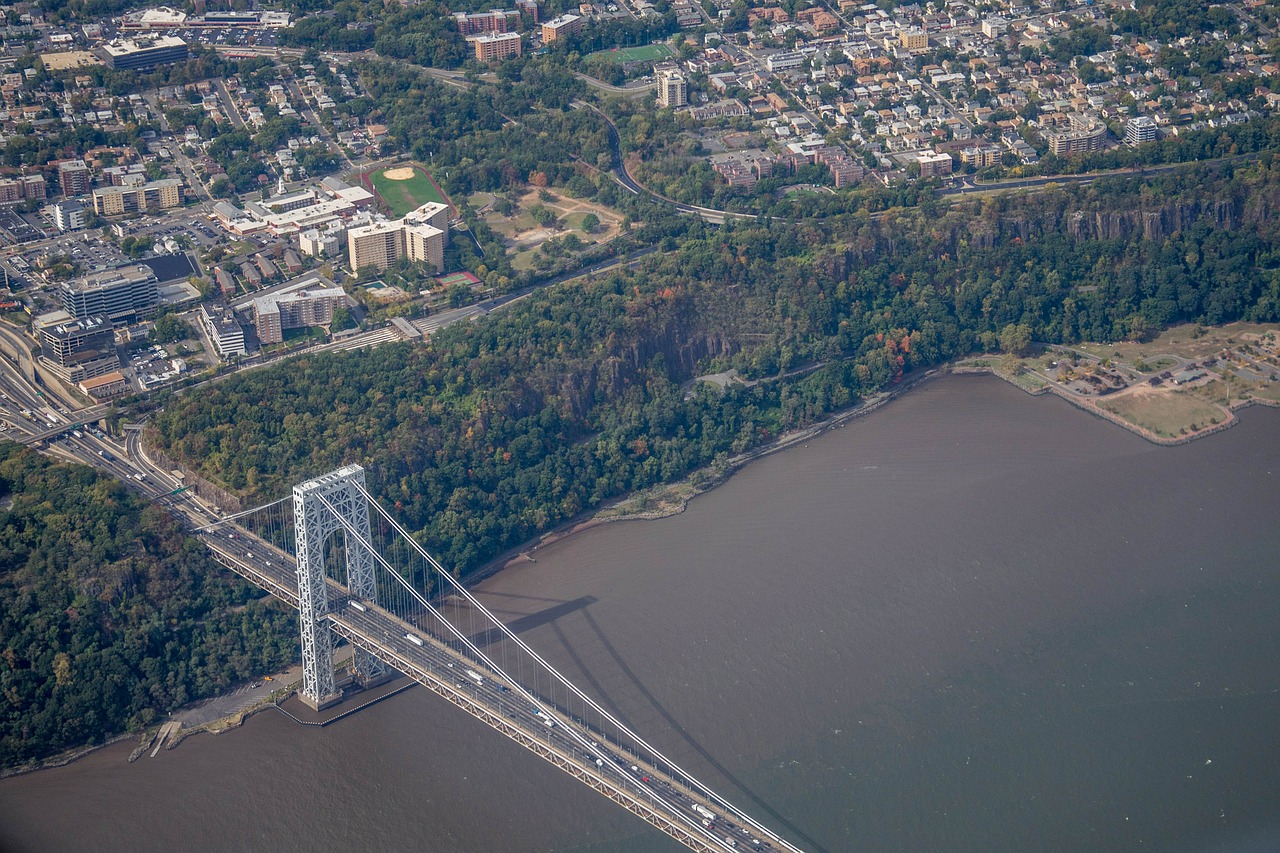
(0, 322, 797, 853)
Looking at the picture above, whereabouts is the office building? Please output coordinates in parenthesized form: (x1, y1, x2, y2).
(766, 51, 804, 72)
(60, 265, 159, 324)
(95, 35, 189, 71)
(657, 70, 688, 108)
(34, 312, 120, 382)
(79, 370, 129, 400)
(469, 31, 522, 62)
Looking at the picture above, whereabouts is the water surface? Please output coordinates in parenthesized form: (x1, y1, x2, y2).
(3, 376, 1278, 852)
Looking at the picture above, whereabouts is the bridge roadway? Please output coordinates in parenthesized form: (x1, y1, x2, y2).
(200, 530, 787, 853)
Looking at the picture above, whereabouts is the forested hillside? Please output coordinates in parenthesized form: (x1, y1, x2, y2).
(0, 445, 296, 769)
(148, 160, 1280, 578)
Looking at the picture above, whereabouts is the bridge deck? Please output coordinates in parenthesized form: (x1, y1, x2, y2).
(203, 533, 782, 852)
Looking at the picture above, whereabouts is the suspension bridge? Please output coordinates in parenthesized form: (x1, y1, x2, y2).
(191, 465, 802, 853)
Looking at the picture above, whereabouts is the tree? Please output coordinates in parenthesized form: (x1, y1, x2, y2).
(1000, 323, 1032, 356)
(581, 212, 601, 233)
(151, 312, 190, 343)
(331, 306, 356, 332)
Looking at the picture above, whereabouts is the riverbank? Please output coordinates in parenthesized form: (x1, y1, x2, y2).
(957, 358, 1280, 447)
(10, 324, 1271, 778)
(476, 367, 945, 582)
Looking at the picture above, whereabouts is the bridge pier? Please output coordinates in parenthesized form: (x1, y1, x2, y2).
(293, 464, 386, 710)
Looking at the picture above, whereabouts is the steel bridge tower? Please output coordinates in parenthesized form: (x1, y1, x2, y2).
(294, 464, 386, 709)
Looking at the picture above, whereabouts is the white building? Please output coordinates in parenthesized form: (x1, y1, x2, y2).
(199, 303, 246, 358)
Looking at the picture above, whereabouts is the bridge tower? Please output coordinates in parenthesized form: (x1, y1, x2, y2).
(293, 464, 387, 710)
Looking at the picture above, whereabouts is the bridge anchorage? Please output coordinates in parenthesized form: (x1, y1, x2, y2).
(197, 465, 805, 853)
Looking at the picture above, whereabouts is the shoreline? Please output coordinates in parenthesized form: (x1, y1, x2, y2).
(954, 362, 1280, 447)
(9, 353, 1271, 778)
(473, 366, 944, 578)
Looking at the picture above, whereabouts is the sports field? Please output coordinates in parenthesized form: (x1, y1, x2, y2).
(368, 165, 451, 218)
(588, 43, 675, 64)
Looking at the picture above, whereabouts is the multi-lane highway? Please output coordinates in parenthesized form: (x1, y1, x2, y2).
(0, 322, 796, 853)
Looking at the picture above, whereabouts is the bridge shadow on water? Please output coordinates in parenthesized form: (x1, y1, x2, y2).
(521, 597, 827, 853)
(462, 594, 598, 648)
(448, 589, 825, 850)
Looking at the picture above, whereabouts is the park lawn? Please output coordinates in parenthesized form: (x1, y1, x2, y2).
(370, 166, 450, 218)
(1009, 370, 1048, 391)
(1099, 389, 1227, 438)
(562, 211, 597, 231)
(1075, 321, 1280, 364)
(1250, 383, 1280, 402)
(477, 187, 624, 251)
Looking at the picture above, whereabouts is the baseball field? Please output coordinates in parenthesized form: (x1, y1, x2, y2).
(368, 165, 451, 218)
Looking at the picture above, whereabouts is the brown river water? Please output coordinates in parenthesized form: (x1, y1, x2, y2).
(2, 375, 1279, 853)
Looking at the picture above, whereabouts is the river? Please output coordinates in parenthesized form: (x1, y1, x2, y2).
(3, 375, 1279, 853)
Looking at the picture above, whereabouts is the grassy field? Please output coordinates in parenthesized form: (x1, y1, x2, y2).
(1099, 389, 1226, 438)
(369, 165, 450, 218)
(588, 43, 675, 64)
(468, 187, 624, 270)
(1076, 322, 1279, 363)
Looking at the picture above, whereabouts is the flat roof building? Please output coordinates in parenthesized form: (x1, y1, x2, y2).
(60, 265, 159, 324)
(52, 199, 88, 231)
(91, 178, 183, 216)
(0, 174, 46, 204)
(469, 32, 522, 62)
(916, 150, 953, 177)
(199, 303, 246, 358)
(347, 219, 403, 273)
(35, 312, 119, 382)
(541, 13, 582, 41)
(95, 35, 189, 71)
(657, 70, 688, 108)
(1125, 115, 1158, 146)
(454, 9, 518, 34)
(347, 201, 449, 273)
(252, 286, 347, 345)
(58, 159, 91, 196)
(1044, 115, 1108, 158)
